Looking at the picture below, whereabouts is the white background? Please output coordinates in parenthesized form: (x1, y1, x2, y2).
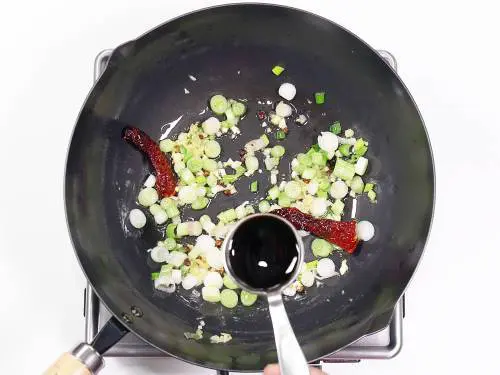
(1, 0, 499, 374)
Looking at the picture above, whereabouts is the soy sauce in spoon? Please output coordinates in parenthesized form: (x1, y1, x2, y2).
(223, 214, 309, 375)
(227, 215, 300, 291)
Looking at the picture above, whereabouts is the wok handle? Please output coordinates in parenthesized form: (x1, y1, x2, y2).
(267, 293, 309, 375)
(43, 343, 103, 375)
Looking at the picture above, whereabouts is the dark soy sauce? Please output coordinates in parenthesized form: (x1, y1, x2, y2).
(228, 216, 300, 291)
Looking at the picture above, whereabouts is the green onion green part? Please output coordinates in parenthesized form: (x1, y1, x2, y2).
(250, 181, 259, 193)
(220, 289, 239, 308)
(210, 94, 229, 115)
(240, 290, 258, 306)
(223, 275, 239, 290)
(187, 157, 203, 172)
(333, 159, 356, 181)
(192, 196, 209, 210)
(367, 190, 377, 202)
(272, 65, 285, 76)
(166, 224, 177, 239)
(363, 183, 374, 193)
(311, 238, 334, 258)
(353, 138, 368, 156)
(314, 92, 325, 104)
(231, 101, 246, 117)
(329, 121, 341, 135)
(275, 130, 286, 140)
(339, 144, 351, 157)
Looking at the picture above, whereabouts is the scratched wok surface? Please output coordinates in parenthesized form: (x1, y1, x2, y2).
(65, 4, 434, 371)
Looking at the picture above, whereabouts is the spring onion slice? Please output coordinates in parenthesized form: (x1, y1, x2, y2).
(210, 95, 228, 115)
(276, 130, 286, 140)
(272, 65, 285, 76)
(314, 92, 325, 104)
(240, 290, 258, 306)
(329, 121, 341, 135)
(220, 289, 239, 308)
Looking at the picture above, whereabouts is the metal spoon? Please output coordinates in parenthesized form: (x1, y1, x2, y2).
(222, 213, 310, 375)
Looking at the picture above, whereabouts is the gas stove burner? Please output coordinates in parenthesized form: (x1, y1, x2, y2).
(84, 48, 404, 366)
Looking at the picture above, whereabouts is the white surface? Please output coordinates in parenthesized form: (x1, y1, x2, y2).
(1, 0, 499, 374)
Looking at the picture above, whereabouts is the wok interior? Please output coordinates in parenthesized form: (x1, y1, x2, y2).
(65, 4, 433, 370)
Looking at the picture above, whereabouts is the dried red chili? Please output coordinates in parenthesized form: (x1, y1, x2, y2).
(271, 207, 359, 253)
(123, 126, 176, 197)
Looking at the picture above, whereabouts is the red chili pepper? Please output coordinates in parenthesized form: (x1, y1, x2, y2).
(123, 127, 176, 197)
(271, 207, 359, 253)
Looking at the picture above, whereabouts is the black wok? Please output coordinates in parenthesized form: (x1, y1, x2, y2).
(63, 3, 434, 372)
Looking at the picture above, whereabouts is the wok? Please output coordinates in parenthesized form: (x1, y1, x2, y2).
(56, 3, 434, 373)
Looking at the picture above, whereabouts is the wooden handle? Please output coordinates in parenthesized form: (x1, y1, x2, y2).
(43, 353, 92, 375)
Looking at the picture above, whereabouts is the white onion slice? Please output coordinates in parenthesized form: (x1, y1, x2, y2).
(150, 246, 169, 263)
(317, 258, 336, 278)
(143, 174, 156, 188)
(278, 83, 297, 101)
(129, 209, 146, 229)
(339, 259, 349, 275)
(206, 248, 224, 270)
(196, 234, 215, 249)
(171, 269, 182, 284)
(275, 101, 293, 117)
(311, 197, 328, 217)
(318, 132, 339, 153)
(203, 271, 223, 289)
(330, 180, 349, 199)
(182, 275, 198, 290)
(356, 220, 375, 241)
(154, 210, 168, 225)
(301, 270, 315, 287)
(167, 251, 187, 267)
(202, 117, 221, 135)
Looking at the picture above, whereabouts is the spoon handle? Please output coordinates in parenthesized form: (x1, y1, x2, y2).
(267, 293, 310, 375)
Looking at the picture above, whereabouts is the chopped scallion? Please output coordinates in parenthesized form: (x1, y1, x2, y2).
(231, 101, 246, 117)
(353, 138, 368, 156)
(363, 183, 374, 193)
(350, 176, 364, 194)
(367, 190, 377, 202)
(333, 159, 356, 181)
(220, 289, 239, 308)
(275, 130, 286, 140)
(311, 238, 333, 258)
(278, 193, 292, 207)
(314, 92, 325, 104)
(339, 144, 351, 157)
(272, 65, 285, 76)
(187, 157, 203, 172)
(258, 200, 271, 213)
(271, 145, 286, 158)
(250, 181, 259, 193)
(166, 224, 177, 239)
(329, 121, 341, 135)
(240, 290, 258, 306)
(192, 196, 209, 210)
(210, 94, 228, 115)
(195, 175, 207, 185)
(267, 186, 280, 200)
